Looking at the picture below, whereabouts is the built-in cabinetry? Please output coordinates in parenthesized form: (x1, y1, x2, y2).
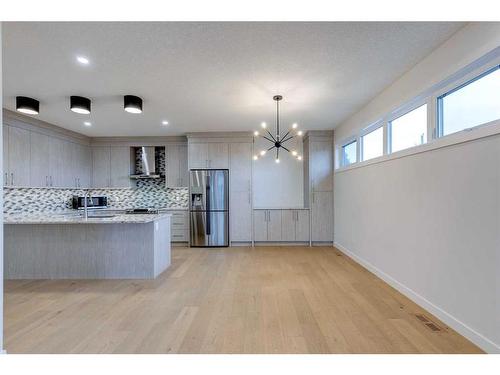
(303, 131, 334, 244)
(3, 120, 91, 188)
(166, 144, 189, 187)
(3, 125, 31, 187)
(188, 142, 229, 169)
(91, 146, 132, 188)
(229, 142, 253, 243)
(254, 209, 309, 243)
(162, 210, 189, 243)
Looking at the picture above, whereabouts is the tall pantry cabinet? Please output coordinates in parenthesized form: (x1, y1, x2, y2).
(303, 131, 334, 244)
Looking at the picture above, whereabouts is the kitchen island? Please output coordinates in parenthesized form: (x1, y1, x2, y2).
(4, 212, 171, 279)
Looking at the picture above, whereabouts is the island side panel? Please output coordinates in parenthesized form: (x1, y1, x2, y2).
(153, 216, 171, 277)
(4, 223, 158, 279)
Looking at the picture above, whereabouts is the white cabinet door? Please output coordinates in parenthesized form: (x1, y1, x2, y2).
(49, 137, 65, 187)
(310, 141, 333, 192)
(30, 132, 50, 187)
(178, 145, 189, 187)
(110, 146, 131, 188)
(281, 210, 296, 241)
(311, 191, 333, 242)
(208, 143, 229, 169)
(166, 145, 181, 187)
(92, 146, 111, 188)
(188, 143, 208, 169)
(296, 210, 310, 242)
(253, 210, 268, 242)
(267, 210, 282, 242)
(230, 191, 252, 242)
(79, 145, 92, 188)
(230, 142, 252, 192)
(8, 126, 31, 187)
(3, 125, 9, 186)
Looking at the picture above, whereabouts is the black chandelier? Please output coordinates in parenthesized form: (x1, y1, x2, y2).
(253, 95, 303, 163)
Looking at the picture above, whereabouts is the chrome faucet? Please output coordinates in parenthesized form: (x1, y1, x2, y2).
(83, 191, 89, 219)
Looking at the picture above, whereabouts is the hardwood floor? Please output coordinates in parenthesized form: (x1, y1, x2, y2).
(4, 246, 482, 354)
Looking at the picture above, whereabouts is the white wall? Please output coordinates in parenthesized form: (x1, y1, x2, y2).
(334, 23, 500, 353)
(253, 135, 304, 208)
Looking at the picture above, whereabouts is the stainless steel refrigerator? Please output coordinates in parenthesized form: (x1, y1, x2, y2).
(189, 169, 229, 247)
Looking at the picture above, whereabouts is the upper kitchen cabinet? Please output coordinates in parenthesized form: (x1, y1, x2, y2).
(92, 146, 111, 188)
(166, 144, 189, 187)
(188, 143, 208, 169)
(309, 139, 333, 192)
(110, 147, 132, 188)
(4, 125, 31, 187)
(92, 146, 132, 188)
(188, 142, 229, 169)
(29, 131, 51, 187)
(229, 142, 252, 191)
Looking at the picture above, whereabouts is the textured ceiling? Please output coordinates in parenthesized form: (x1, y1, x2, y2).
(2, 22, 465, 136)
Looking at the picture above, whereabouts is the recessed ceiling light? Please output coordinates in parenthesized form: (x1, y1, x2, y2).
(162, 120, 169, 125)
(84, 121, 92, 127)
(70, 96, 91, 114)
(16, 96, 39, 115)
(76, 56, 89, 65)
(124, 95, 143, 114)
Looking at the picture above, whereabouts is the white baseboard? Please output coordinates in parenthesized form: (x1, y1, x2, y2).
(334, 242, 500, 354)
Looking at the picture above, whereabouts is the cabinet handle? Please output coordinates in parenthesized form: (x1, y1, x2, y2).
(50, 176, 53, 187)
(78, 178, 80, 187)
(46, 176, 49, 187)
(248, 192, 251, 204)
(4, 173, 7, 185)
(268, 210, 270, 222)
(312, 191, 315, 203)
(11, 173, 14, 186)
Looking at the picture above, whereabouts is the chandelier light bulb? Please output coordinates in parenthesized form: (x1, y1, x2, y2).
(253, 155, 258, 161)
(297, 130, 303, 136)
(254, 131, 259, 136)
(259, 150, 266, 156)
(261, 122, 267, 129)
(291, 150, 298, 156)
(297, 155, 302, 161)
(292, 123, 298, 129)
(275, 158, 280, 164)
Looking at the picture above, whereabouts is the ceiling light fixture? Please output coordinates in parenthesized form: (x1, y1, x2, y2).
(16, 96, 39, 115)
(76, 56, 90, 65)
(70, 96, 91, 114)
(162, 120, 169, 125)
(124, 95, 143, 114)
(84, 121, 92, 127)
(253, 95, 303, 163)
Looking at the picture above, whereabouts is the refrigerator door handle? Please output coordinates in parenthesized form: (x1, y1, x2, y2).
(206, 175, 211, 235)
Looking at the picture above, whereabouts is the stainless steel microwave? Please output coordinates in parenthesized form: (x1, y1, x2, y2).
(72, 196, 108, 210)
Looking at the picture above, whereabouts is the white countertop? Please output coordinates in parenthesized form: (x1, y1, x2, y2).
(253, 207, 310, 210)
(4, 212, 172, 224)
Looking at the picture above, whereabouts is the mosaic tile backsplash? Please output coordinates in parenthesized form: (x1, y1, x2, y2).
(4, 185, 188, 215)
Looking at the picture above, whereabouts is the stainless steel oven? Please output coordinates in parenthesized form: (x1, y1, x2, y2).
(72, 195, 108, 210)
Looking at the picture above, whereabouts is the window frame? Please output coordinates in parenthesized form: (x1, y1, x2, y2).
(436, 64, 500, 138)
(341, 138, 358, 167)
(387, 101, 429, 154)
(360, 121, 384, 162)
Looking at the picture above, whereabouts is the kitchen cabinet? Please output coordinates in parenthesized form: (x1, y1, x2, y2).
(3, 125, 9, 186)
(282, 209, 310, 242)
(29, 131, 51, 187)
(4, 125, 31, 187)
(110, 146, 132, 188)
(163, 210, 189, 242)
(188, 142, 229, 169)
(310, 140, 333, 191)
(49, 137, 66, 187)
(166, 144, 189, 187)
(92, 146, 111, 188)
(253, 209, 282, 242)
(230, 191, 252, 242)
(229, 142, 252, 242)
(311, 191, 333, 242)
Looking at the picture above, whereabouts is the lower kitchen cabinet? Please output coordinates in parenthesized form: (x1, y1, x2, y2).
(282, 209, 310, 242)
(254, 209, 282, 242)
(163, 210, 189, 243)
(230, 190, 252, 242)
(311, 191, 333, 242)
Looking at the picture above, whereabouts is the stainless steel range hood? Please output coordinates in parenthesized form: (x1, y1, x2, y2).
(130, 146, 161, 179)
